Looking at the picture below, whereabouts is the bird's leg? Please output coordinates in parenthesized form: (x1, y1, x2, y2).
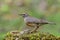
(30, 25, 39, 33)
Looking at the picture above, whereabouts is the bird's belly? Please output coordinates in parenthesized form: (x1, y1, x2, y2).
(26, 22, 36, 27)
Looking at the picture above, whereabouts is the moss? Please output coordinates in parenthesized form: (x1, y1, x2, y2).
(4, 31, 60, 40)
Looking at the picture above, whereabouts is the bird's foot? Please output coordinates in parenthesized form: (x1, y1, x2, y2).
(30, 30, 37, 33)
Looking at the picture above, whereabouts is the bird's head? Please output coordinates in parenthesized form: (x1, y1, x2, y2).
(18, 13, 29, 18)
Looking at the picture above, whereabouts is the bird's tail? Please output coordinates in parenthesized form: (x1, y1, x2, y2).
(40, 19, 56, 25)
(40, 16, 56, 25)
(48, 22, 56, 25)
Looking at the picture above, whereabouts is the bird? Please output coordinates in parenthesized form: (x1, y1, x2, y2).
(19, 13, 56, 33)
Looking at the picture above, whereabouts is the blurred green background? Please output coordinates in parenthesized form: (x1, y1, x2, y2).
(0, 0, 60, 40)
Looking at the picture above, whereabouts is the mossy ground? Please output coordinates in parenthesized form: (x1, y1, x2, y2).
(3, 31, 60, 40)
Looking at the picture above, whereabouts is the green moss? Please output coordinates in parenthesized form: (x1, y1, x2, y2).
(3, 31, 60, 40)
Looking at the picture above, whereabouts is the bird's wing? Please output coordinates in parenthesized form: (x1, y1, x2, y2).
(24, 16, 40, 23)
